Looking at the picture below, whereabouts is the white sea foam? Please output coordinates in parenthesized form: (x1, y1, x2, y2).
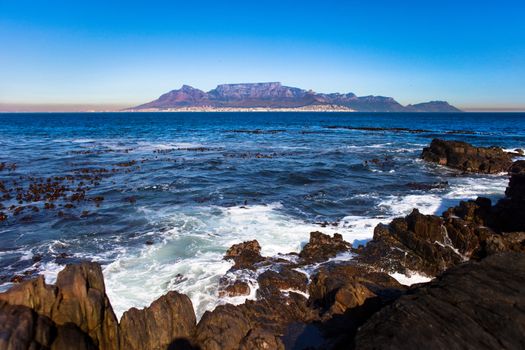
(390, 271, 432, 286)
(29, 166, 509, 322)
(102, 203, 377, 320)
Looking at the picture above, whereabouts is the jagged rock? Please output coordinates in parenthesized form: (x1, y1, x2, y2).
(0, 301, 97, 350)
(308, 264, 404, 318)
(257, 267, 308, 294)
(421, 139, 512, 173)
(490, 161, 525, 232)
(194, 292, 316, 350)
(354, 253, 525, 350)
(119, 291, 196, 350)
(299, 232, 351, 264)
(224, 240, 265, 270)
(359, 209, 463, 276)
(239, 328, 285, 350)
(218, 279, 251, 297)
(0, 262, 119, 350)
(194, 304, 252, 350)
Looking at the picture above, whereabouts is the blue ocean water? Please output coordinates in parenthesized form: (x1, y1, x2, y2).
(1, 112, 524, 317)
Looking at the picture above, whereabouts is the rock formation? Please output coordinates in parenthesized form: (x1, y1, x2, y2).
(1, 142, 524, 350)
(421, 138, 513, 173)
(354, 253, 525, 350)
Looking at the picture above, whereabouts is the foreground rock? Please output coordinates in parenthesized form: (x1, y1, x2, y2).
(0, 301, 96, 350)
(421, 138, 512, 173)
(490, 160, 525, 232)
(119, 291, 196, 350)
(355, 253, 525, 350)
(0, 262, 119, 350)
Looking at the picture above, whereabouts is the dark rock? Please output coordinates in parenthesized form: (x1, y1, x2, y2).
(257, 267, 308, 294)
(0, 212, 7, 221)
(299, 232, 351, 264)
(10, 275, 25, 283)
(119, 291, 196, 350)
(359, 209, 463, 276)
(308, 264, 404, 318)
(194, 304, 252, 350)
(0, 262, 119, 350)
(239, 328, 285, 350)
(0, 301, 97, 350)
(218, 279, 251, 297)
(406, 181, 448, 190)
(354, 253, 525, 350)
(489, 160, 525, 232)
(224, 240, 265, 270)
(421, 139, 512, 173)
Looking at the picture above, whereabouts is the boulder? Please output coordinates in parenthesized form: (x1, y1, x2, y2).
(218, 279, 251, 297)
(119, 291, 196, 350)
(224, 240, 265, 270)
(421, 139, 512, 173)
(354, 253, 525, 350)
(359, 209, 464, 276)
(0, 262, 119, 350)
(0, 301, 96, 350)
(299, 232, 351, 264)
(490, 160, 525, 232)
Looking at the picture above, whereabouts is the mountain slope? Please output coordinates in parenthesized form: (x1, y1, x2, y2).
(130, 82, 461, 112)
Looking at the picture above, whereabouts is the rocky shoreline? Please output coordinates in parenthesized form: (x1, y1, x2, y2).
(1, 139, 524, 349)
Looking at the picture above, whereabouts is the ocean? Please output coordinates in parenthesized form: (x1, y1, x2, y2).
(0, 112, 524, 319)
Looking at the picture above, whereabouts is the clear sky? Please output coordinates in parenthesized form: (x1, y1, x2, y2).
(1, 0, 524, 111)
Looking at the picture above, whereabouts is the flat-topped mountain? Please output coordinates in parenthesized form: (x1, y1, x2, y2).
(129, 82, 461, 112)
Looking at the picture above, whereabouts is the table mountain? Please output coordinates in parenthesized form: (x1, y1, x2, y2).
(128, 82, 461, 112)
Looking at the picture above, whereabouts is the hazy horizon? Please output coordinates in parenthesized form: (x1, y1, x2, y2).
(1, 1, 524, 111)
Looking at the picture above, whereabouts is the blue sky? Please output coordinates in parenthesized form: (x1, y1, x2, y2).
(1, 0, 524, 110)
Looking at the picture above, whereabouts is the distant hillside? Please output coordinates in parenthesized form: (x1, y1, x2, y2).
(128, 82, 461, 112)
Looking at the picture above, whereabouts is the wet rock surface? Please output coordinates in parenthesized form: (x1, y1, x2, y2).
(224, 240, 265, 270)
(299, 231, 351, 264)
(421, 138, 513, 173)
(1, 143, 524, 349)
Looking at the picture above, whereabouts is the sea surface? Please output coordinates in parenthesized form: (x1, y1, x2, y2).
(1, 112, 524, 318)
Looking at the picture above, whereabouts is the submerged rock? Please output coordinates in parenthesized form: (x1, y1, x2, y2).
(421, 138, 512, 173)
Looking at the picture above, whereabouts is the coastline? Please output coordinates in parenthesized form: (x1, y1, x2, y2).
(1, 138, 524, 349)
(122, 105, 355, 112)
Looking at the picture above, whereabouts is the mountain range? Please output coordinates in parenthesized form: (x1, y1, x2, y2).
(129, 82, 461, 112)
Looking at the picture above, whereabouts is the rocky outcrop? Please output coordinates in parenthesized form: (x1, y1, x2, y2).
(354, 253, 525, 350)
(490, 160, 525, 232)
(421, 138, 512, 173)
(299, 231, 351, 264)
(0, 301, 96, 350)
(358, 209, 464, 276)
(119, 291, 196, 350)
(224, 240, 265, 270)
(1, 154, 524, 349)
(0, 262, 119, 350)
